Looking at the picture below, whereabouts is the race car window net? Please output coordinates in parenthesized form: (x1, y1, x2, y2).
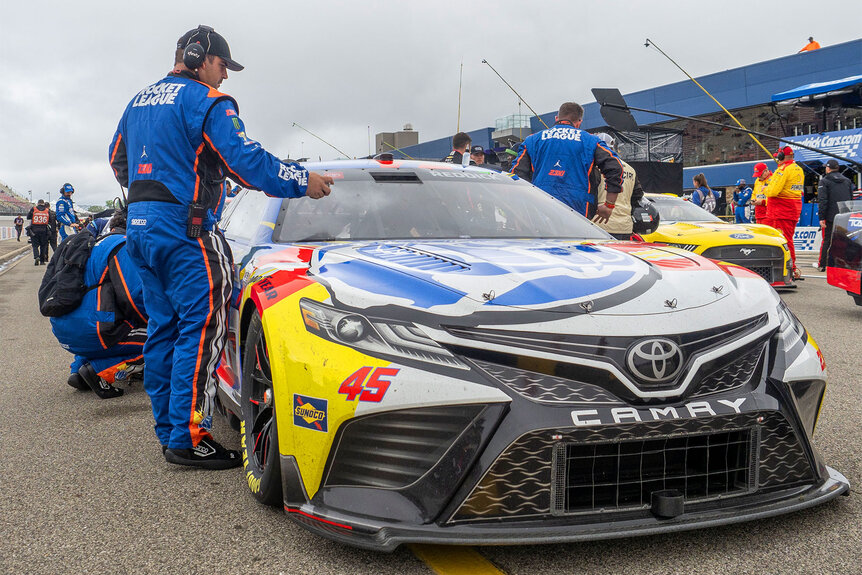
(274, 169, 611, 242)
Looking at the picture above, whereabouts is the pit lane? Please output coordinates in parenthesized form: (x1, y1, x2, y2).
(0, 243, 858, 575)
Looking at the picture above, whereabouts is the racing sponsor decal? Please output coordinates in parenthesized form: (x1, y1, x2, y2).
(793, 226, 822, 253)
(316, 241, 645, 310)
(571, 397, 747, 426)
(137, 163, 153, 174)
(729, 233, 754, 239)
(232, 117, 241, 130)
(541, 126, 582, 141)
(278, 163, 309, 186)
(130, 218, 147, 226)
(611, 245, 705, 270)
(294, 394, 328, 432)
(338, 367, 398, 402)
(225, 109, 236, 116)
(847, 217, 862, 229)
(131, 83, 184, 107)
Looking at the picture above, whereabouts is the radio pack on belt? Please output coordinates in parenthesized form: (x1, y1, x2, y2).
(38, 232, 124, 317)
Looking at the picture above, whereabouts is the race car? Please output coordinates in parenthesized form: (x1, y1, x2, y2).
(641, 193, 793, 287)
(215, 160, 848, 551)
(826, 199, 862, 306)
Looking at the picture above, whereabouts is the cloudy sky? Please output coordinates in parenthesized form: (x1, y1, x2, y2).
(1, 0, 858, 208)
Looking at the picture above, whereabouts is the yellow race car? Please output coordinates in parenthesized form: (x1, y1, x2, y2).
(641, 193, 793, 287)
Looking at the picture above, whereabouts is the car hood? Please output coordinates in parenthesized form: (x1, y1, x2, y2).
(306, 239, 776, 318)
(646, 222, 785, 244)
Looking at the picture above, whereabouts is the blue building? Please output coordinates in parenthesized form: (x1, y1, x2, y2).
(395, 39, 862, 189)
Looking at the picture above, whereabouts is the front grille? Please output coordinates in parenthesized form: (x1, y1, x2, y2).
(472, 359, 623, 405)
(450, 411, 813, 522)
(691, 341, 766, 397)
(554, 429, 754, 514)
(748, 266, 775, 282)
(324, 405, 483, 489)
(445, 315, 768, 395)
(701, 245, 783, 261)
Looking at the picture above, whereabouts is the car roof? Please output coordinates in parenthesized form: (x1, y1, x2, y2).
(298, 159, 497, 172)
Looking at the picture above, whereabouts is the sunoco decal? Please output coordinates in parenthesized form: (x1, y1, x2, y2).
(294, 394, 328, 432)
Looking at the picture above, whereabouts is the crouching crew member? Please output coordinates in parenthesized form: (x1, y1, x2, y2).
(56, 183, 79, 241)
(51, 210, 147, 399)
(109, 25, 332, 469)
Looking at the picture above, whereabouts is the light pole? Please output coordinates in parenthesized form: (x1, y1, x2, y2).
(28, 190, 32, 202)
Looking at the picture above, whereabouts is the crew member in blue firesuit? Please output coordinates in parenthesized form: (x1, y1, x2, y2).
(56, 183, 79, 241)
(52, 209, 148, 399)
(511, 102, 623, 223)
(109, 25, 332, 469)
(732, 179, 752, 223)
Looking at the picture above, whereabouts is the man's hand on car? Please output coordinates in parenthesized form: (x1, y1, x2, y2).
(306, 172, 334, 199)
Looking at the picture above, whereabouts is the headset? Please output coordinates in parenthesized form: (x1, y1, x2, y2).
(182, 25, 215, 70)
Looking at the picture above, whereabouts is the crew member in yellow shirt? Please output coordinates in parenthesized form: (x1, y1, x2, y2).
(765, 146, 804, 279)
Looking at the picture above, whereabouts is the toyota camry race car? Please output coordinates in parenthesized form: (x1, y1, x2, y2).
(641, 194, 793, 287)
(215, 160, 848, 551)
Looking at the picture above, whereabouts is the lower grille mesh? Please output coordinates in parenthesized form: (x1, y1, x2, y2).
(555, 429, 753, 514)
(450, 411, 813, 522)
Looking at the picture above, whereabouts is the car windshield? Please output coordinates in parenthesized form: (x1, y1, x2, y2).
(649, 197, 721, 223)
(274, 168, 611, 242)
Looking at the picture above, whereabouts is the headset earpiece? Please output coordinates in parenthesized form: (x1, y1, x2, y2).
(183, 42, 206, 69)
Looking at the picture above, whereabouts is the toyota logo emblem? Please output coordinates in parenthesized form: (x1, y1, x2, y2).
(626, 338, 683, 384)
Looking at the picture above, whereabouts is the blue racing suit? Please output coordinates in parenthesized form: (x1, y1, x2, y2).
(733, 186, 752, 223)
(51, 232, 147, 383)
(511, 121, 623, 216)
(56, 196, 78, 241)
(109, 71, 309, 449)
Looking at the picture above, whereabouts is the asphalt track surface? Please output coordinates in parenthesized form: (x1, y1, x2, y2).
(0, 242, 859, 575)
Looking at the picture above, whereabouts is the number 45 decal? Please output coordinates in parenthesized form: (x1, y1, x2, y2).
(338, 367, 399, 402)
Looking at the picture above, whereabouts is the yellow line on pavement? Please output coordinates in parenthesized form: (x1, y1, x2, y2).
(410, 545, 506, 575)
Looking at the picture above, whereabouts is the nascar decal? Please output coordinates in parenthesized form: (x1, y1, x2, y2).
(294, 394, 328, 432)
(313, 240, 648, 311)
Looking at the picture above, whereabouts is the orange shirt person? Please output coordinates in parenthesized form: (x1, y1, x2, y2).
(799, 37, 821, 52)
(765, 146, 805, 279)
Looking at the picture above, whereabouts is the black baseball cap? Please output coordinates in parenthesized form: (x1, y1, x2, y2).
(470, 145, 485, 154)
(825, 159, 840, 170)
(179, 25, 244, 72)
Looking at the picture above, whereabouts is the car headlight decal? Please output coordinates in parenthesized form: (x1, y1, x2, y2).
(300, 298, 466, 369)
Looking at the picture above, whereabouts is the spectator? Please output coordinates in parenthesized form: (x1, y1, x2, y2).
(14, 215, 23, 241)
(442, 132, 472, 165)
(817, 159, 853, 271)
(799, 37, 821, 52)
(691, 173, 718, 214)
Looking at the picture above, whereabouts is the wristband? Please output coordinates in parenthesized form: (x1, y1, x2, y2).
(604, 202, 616, 209)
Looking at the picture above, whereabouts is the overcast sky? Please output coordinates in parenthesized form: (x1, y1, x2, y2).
(0, 0, 858, 207)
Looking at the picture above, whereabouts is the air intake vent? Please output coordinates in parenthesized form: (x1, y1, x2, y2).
(324, 405, 484, 489)
(370, 171, 421, 183)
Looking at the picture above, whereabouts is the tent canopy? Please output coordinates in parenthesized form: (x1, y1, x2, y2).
(771, 75, 862, 102)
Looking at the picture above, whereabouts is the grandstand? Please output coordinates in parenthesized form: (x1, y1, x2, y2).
(0, 181, 32, 215)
